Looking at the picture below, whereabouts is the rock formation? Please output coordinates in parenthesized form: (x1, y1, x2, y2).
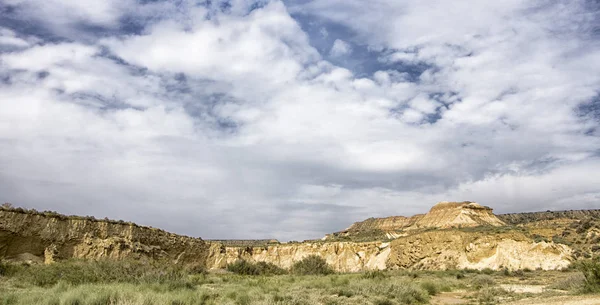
(206, 230, 572, 272)
(498, 209, 600, 225)
(0, 207, 208, 267)
(0, 202, 579, 272)
(326, 201, 505, 240)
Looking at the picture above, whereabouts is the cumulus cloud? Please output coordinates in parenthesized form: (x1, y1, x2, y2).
(0, 0, 599, 240)
(329, 39, 352, 57)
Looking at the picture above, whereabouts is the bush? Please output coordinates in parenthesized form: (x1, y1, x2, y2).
(577, 258, 600, 293)
(226, 260, 260, 275)
(255, 261, 287, 275)
(420, 281, 439, 296)
(549, 274, 585, 291)
(395, 284, 430, 304)
(226, 260, 287, 276)
(470, 275, 496, 290)
(475, 287, 508, 305)
(290, 255, 334, 275)
(373, 298, 394, 305)
(362, 270, 389, 280)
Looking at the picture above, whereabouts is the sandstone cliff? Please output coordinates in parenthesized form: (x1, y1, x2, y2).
(386, 230, 571, 271)
(206, 229, 572, 272)
(206, 241, 391, 272)
(0, 207, 208, 266)
(327, 201, 505, 240)
(0, 203, 577, 273)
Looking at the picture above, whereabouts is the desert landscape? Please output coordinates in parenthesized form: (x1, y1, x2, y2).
(1, 201, 600, 304)
(2, 0, 600, 304)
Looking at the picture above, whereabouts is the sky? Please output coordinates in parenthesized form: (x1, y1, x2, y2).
(1, 0, 599, 241)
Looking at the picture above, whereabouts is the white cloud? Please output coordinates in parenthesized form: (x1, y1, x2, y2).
(329, 39, 352, 57)
(0, 0, 599, 240)
(4, 0, 134, 37)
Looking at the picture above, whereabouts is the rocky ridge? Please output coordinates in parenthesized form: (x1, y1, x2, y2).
(326, 201, 505, 240)
(0, 206, 208, 266)
(0, 202, 582, 272)
(498, 210, 600, 225)
(205, 229, 572, 272)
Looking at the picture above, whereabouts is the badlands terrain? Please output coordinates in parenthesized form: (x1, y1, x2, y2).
(1, 201, 600, 304)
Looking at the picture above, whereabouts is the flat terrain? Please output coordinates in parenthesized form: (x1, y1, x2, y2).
(1, 259, 600, 305)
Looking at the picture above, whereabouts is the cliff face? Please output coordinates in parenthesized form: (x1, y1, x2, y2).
(0, 208, 208, 266)
(206, 230, 572, 272)
(328, 201, 505, 240)
(386, 230, 571, 271)
(0, 203, 578, 272)
(206, 242, 391, 272)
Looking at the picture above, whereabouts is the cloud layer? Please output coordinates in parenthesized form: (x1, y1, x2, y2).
(1, 0, 599, 240)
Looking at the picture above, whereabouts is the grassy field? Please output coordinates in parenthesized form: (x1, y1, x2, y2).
(0, 258, 599, 305)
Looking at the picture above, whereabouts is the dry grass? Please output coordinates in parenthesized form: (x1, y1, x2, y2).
(0, 260, 597, 305)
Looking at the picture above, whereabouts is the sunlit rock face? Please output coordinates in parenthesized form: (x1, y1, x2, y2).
(326, 201, 505, 240)
(0, 203, 574, 272)
(206, 202, 571, 272)
(206, 230, 572, 272)
(412, 201, 506, 229)
(0, 207, 208, 267)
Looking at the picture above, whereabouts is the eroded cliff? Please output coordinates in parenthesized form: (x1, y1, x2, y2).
(0, 202, 578, 272)
(327, 201, 505, 240)
(0, 207, 208, 267)
(206, 229, 572, 272)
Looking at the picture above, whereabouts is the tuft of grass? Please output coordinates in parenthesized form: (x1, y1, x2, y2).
(394, 284, 430, 304)
(549, 273, 585, 291)
(420, 281, 440, 296)
(470, 274, 496, 290)
(373, 298, 395, 305)
(362, 270, 389, 280)
(475, 287, 508, 305)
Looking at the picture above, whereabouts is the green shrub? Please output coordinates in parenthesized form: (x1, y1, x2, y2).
(362, 270, 389, 280)
(226, 260, 260, 275)
(226, 260, 287, 276)
(333, 288, 354, 298)
(549, 274, 585, 291)
(470, 275, 495, 290)
(577, 258, 600, 293)
(395, 284, 430, 304)
(290, 255, 333, 275)
(254, 261, 287, 275)
(420, 281, 439, 296)
(475, 287, 508, 305)
(373, 298, 395, 305)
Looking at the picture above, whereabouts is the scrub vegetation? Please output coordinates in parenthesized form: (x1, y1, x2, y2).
(1, 258, 599, 305)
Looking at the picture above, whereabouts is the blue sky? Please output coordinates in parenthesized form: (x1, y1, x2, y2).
(1, 0, 599, 240)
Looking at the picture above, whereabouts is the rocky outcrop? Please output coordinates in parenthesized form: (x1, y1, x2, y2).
(499, 210, 600, 225)
(386, 231, 571, 271)
(207, 229, 572, 272)
(327, 201, 505, 240)
(0, 207, 208, 267)
(0, 203, 576, 272)
(206, 241, 391, 272)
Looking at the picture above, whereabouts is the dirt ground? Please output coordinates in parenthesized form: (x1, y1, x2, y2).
(506, 295, 600, 305)
(432, 292, 600, 305)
